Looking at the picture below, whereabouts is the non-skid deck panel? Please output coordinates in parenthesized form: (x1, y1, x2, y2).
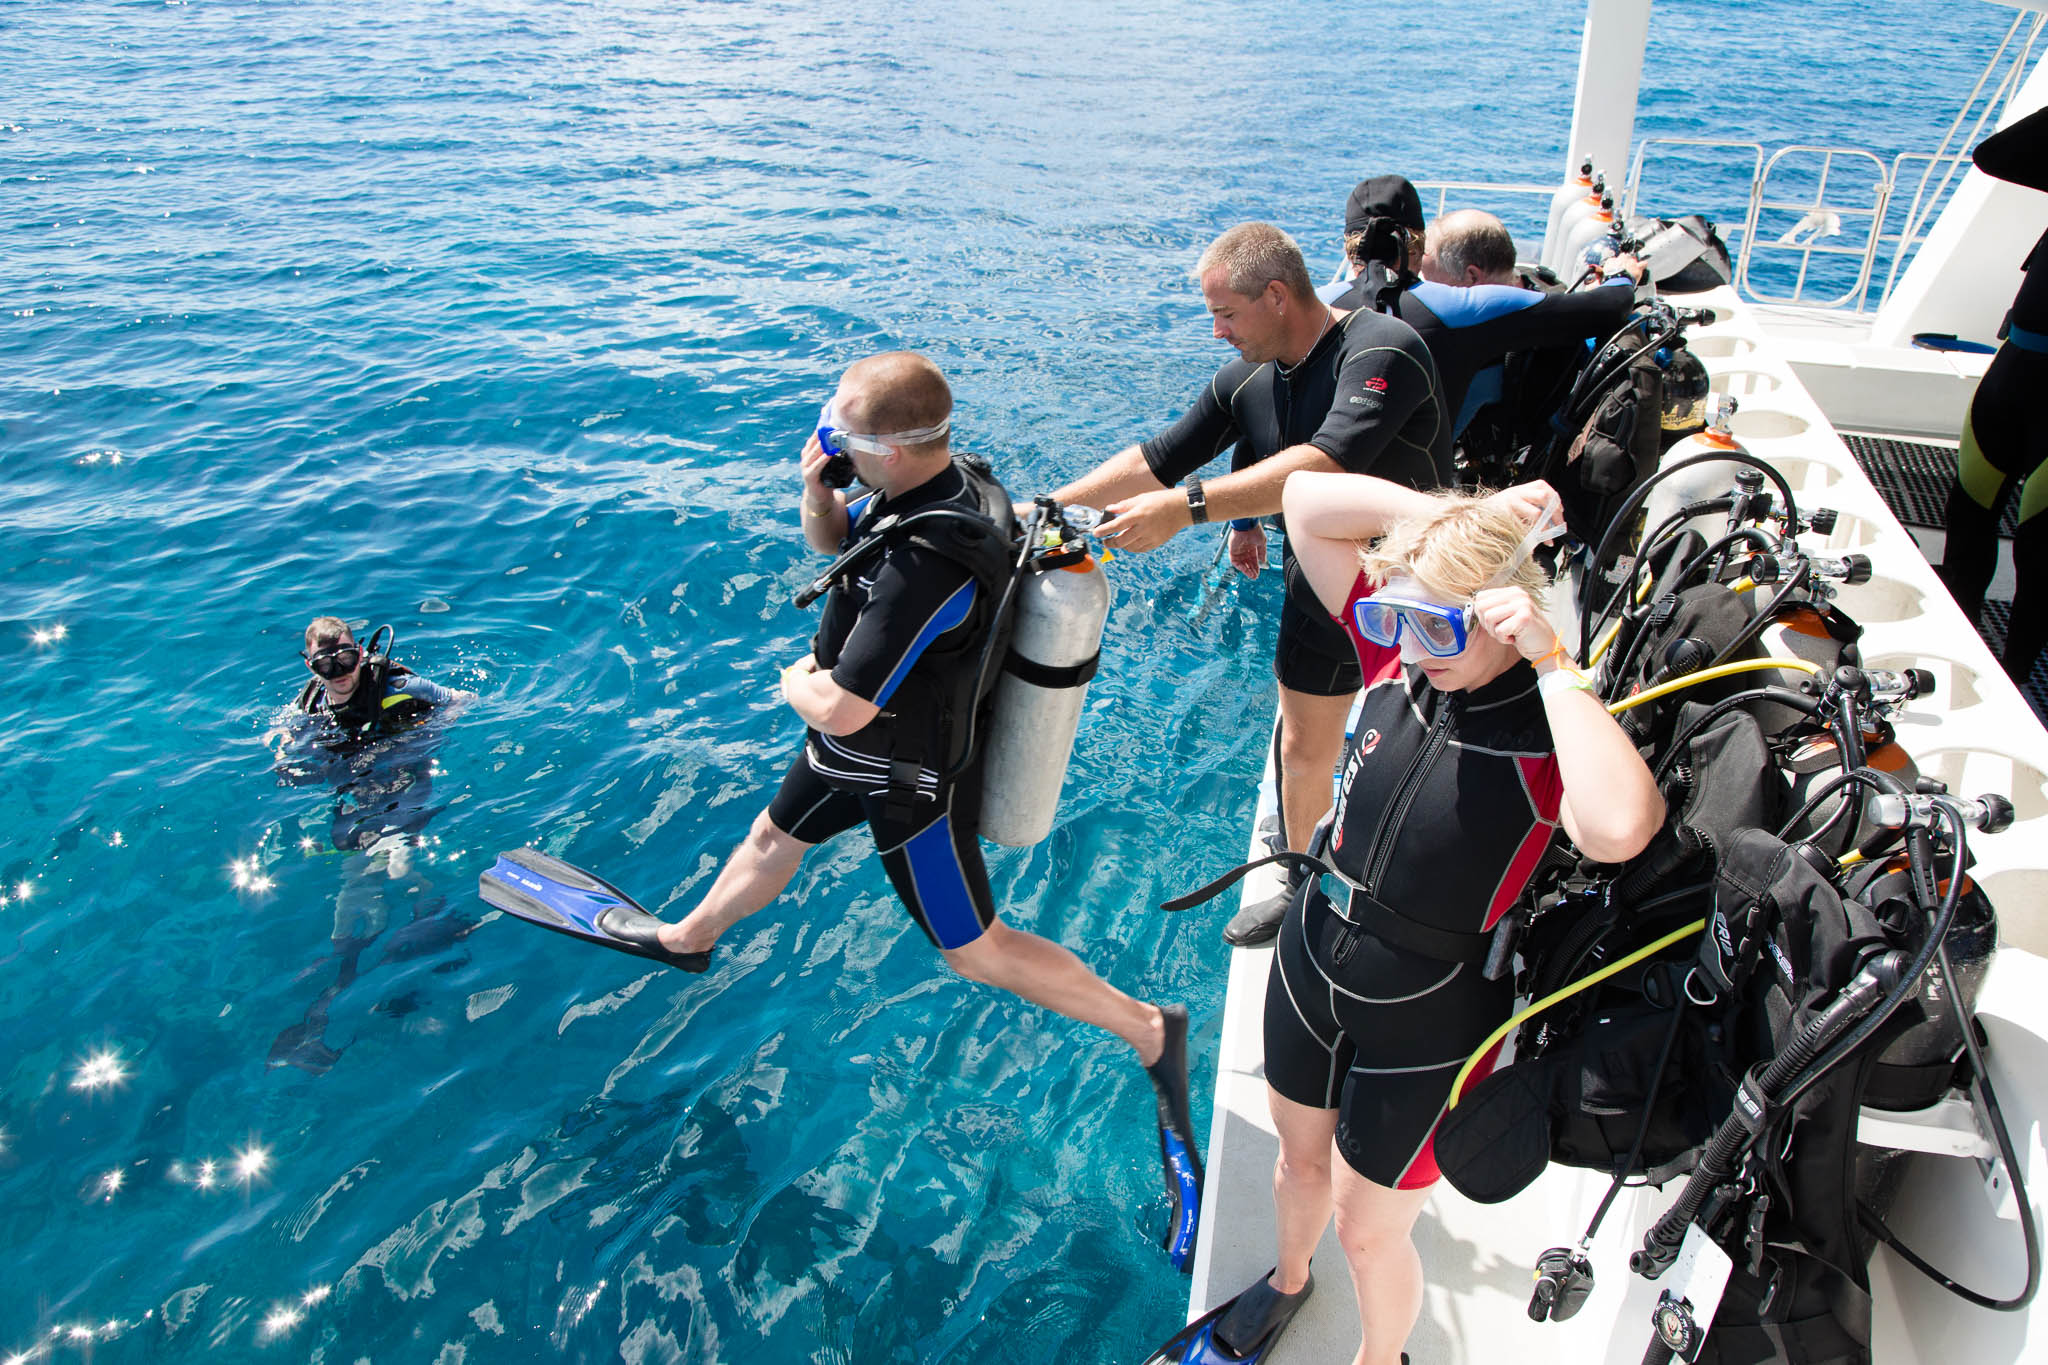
(1974, 598, 2048, 726)
(1841, 431, 2018, 538)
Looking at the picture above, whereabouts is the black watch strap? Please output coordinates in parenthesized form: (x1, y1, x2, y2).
(1185, 475, 1209, 524)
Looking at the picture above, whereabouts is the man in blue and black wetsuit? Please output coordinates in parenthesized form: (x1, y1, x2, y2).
(1049, 222, 1450, 947)
(651, 353, 1203, 1246)
(1335, 203, 1645, 442)
(297, 616, 468, 735)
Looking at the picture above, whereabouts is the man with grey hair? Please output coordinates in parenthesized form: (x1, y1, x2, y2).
(1420, 208, 1520, 286)
(1051, 221, 1449, 945)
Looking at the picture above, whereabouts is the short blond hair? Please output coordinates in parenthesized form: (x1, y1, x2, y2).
(839, 351, 952, 454)
(1194, 222, 1316, 304)
(1360, 491, 1549, 605)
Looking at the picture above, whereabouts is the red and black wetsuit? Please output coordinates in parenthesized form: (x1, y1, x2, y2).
(1262, 572, 1562, 1188)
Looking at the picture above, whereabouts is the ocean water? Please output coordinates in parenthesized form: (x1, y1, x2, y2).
(0, 2, 2017, 1361)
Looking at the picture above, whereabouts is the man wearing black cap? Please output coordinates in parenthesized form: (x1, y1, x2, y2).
(1049, 222, 1449, 945)
(1318, 174, 1430, 308)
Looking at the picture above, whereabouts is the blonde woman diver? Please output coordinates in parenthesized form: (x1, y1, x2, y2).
(1151, 473, 1663, 1365)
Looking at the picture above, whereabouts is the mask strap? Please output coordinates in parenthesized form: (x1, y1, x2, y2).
(1481, 500, 1568, 591)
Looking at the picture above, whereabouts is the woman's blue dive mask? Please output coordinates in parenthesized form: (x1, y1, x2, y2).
(1352, 578, 1473, 661)
(814, 400, 953, 490)
(1354, 502, 1569, 664)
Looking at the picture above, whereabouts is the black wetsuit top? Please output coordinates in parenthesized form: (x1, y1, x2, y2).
(807, 462, 989, 799)
(1332, 277, 1636, 438)
(1139, 305, 1450, 493)
(1324, 575, 1564, 934)
(776, 461, 1008, 952)
(1262, 572, 1564, 1188)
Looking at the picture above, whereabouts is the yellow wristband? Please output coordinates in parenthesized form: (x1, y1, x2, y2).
(1534, 639, 1574, 670)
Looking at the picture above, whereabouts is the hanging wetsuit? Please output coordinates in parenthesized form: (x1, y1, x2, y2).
(1937, 102, 2048, 683)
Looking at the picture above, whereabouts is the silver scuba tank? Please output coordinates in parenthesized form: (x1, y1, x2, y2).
(979, 537, 1112, 847)
(1543, 157, 1597, 269)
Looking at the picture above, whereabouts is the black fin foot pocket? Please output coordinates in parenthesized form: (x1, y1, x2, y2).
(1146, 1002, 1204, 1271)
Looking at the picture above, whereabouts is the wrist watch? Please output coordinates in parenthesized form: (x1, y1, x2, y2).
(1185, 475, 1209, 524)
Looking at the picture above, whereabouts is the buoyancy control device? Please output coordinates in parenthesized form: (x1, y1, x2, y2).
(1431, 437, 2040, 1362)
(793, 460, 1111, 847)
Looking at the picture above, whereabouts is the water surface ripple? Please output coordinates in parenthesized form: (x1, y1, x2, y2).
(1, 2, 2011, 1360)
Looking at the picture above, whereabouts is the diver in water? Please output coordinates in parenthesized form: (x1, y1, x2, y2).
(297, 615, 469, 732)
(1937, 103, 2048, 684)
(268, 616, 474, 1072)
(1149, 474, 1662, 1365)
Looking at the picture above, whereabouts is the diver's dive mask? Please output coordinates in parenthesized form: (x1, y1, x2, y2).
(814, 400, 953, 489)
(1352, 501, 1569, 663)
(305, 642, 364, 679)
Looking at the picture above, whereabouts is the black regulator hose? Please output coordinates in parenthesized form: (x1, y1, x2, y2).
(1859, 901, 2041, 1310)
(1578, 452, 1801, 660)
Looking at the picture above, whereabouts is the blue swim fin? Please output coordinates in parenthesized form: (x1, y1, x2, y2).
(1138, 1270, 1313, 1365)
(1147, 1002, 1205, 1272)
(478, 848, 709, 973)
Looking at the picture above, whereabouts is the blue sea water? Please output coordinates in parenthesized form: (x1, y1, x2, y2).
(0, 2, 2017, 1360)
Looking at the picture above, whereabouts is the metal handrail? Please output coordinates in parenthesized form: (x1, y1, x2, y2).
(1876, 8, 2047, 307)
(1735, 145, 1891, 309)
(1623, 137, 1764, 231)
(1412, 180, 1558, 220)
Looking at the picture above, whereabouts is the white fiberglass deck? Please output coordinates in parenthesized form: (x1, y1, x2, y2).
(1185, 286, 2048, 1365)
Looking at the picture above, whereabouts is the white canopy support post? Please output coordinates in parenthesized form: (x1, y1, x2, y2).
(1560, 0, 1653, 195)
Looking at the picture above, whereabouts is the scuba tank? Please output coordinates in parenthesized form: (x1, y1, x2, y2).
(1555, 193, 1618, 284)
(1542, 156, 1596, 268)
(979, 516, 1112, 847)
(1544, 173, 1607, 275)
(1640, 394, 1752, 546)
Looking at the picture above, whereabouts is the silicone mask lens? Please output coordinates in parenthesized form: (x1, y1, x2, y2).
(1355, 601, 1403, 646)
(1413, 611, 1463, 655)
(307, 645, 361, 679)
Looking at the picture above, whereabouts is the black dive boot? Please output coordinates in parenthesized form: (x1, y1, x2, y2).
(1222, 859, 1306, 947)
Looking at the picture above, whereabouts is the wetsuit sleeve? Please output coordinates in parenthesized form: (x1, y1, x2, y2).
(1140, 363, 1249, 485)
(828, 548, 979, 706)
(1312, 331, 1441, 477)
(1413, 279, 1632, 351)
(1974, 104, 2048, 193)
(388, 674, 460, 707)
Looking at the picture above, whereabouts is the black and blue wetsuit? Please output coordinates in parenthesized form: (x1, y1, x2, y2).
(298, 662, 458, 736)
(767, 462, 1004, 950)
(1939, 103, 2048, 682)
(1262, 572, 1562, 1189)
(1141, 307, 1450, 696)
(1333, 275, 1636, 439)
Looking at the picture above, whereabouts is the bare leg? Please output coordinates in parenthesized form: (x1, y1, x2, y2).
(1330, 1160, 1433, 1365)
(942, 919, 1166, 1064)
(656, 809, 810, 955)
(1276, 686, 1353, 852)
(1266, 1087, 1339, 1294)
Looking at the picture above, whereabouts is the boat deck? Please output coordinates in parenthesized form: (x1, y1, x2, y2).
(1182, 285, 2048, 1365)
